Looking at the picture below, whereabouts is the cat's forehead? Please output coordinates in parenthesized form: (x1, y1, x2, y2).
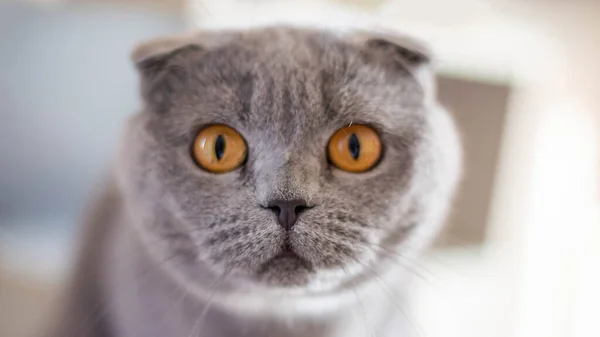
(151, 28, 426, 144)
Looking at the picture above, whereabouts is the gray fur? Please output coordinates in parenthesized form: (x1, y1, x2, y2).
(48, 26, 461, 337)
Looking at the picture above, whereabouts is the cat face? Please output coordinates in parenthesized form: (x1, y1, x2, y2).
(117, 28, 461, 294)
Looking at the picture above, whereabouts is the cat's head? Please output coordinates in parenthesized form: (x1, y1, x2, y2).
(117, 27, 461, 296)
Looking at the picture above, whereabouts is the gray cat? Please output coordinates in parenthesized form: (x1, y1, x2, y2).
(48, 27, 462, 337)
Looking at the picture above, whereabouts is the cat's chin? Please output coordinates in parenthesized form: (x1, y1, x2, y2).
(254, 251, 315, 287)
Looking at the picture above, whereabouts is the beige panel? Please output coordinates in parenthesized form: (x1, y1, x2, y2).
(435, 76, 511, 247)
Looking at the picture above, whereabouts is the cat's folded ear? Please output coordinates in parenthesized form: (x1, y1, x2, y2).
(131, 33, 205, 109)
(132, 32, 205, 78)
(348, 30, 437, 99)
(131, 31, 235, 73)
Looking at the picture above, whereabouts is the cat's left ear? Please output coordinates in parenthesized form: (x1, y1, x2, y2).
(132, 32, 205, 79)
(348, 30, 437, 100)
(131, 33, 205, 109)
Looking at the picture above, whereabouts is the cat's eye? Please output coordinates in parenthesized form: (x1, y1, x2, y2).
(327, 125, 382, 173)
(193, 125, 247, 173)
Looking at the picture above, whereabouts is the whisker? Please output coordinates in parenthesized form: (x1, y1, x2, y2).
(318, 235, 426, 337)
(419, 250, 470, 280)
(317, 231, 433, 283)
(349, 257, 426, 337)
(364, 242, 441, 283)
(392, 228, 480, 279)
(340, 265, 376, 337)
(186, 271, 229, 337)
(369, 243, 467, 317)
(156, 282, 192, 328)
(411, 227, 484, 257)
(400, 242, 471, 279)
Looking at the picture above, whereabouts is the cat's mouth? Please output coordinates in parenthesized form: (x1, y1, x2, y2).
(276, 250, 298, 258)
(255, 242, 314, 287)
(272, 238, 306, 263)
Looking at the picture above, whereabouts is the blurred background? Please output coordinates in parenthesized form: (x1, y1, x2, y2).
(0, 0, 598, 337)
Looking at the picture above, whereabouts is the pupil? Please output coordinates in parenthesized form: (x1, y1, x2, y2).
(348, 134, 360, 160)
(215, 135, 226, 160)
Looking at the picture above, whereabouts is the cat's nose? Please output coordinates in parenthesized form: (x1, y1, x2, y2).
(267, 199, 309, 231)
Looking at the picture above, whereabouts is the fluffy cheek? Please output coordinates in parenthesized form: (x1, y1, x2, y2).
(162, 180, 285, 276)
(116, 125, 282, 278)
(190, 212, 284, 273)
(288, 207, 382, 283)
(291, 222, 368, 269)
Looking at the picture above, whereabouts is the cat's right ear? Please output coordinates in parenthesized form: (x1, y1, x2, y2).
(131, 33, 204, 109)
(347, 30, 437, 101)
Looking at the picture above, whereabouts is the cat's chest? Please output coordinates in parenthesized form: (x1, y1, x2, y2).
(104, 218, 409, 337)
(106, 258, 406, 337)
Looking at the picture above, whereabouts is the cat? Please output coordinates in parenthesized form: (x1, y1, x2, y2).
(47, 26, 462, 337)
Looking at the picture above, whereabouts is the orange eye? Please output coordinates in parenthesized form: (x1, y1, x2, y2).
(327, 125, 382, 173)
(192, 125, 247, 173)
